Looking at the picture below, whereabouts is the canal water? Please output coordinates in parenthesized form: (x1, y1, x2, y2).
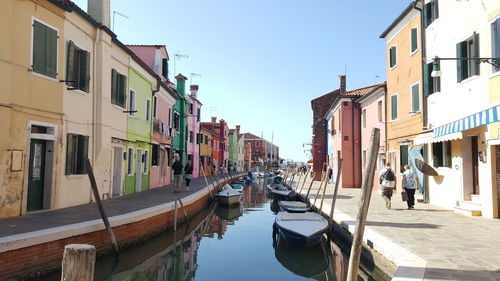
(41, 178, 377, 281)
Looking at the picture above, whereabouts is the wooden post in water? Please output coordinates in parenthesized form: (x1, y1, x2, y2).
(299, 167, 311, 194)
(346, 128, 380, 281)
(313, 167, 328, 206)
(319, 167, 332, 211)
(329, 159, 343, 220)
(173, 199, 178, 232)
(85, 159, 119, 254)
(288, 170, 296, 188)
(177, 197, 189, 226)
(61, 244, 96, 281)
(200, 168, 213, 198)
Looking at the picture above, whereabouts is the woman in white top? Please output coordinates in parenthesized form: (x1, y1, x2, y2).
(402, 165, 418, 210)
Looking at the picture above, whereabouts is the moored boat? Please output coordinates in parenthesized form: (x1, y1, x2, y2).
(215, 185, 242, 206)
(274, 212, 329, 245)
(267, 184, 295, 200)
(278, 201, 310, 213)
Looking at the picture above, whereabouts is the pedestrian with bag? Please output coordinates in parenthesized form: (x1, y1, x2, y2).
(402, 164, 418, 210)
(379, 162, 396, 209)
(184, 160, 193, 192)
(172, 154, 183, 193)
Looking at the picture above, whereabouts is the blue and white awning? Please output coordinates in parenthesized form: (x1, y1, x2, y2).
(433, 105, 500, 138)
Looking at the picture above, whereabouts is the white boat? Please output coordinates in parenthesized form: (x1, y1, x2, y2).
(267, 184, 295, 200)
(215, 185, 242, 206)
(274, 212, 329, 245)
(278, 201, 310, 212)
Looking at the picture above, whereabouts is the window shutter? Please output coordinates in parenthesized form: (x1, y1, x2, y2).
(471, 33, 480, 76)
(391, 96, 397, 120)
(33, 21, 46, 75)
(119, 74, 126, 107)
(80, 135, 89, 174)
(80, 50, 90, 92)
(66, 40, 75, 87)
(423, 63, 430, 96)
(411, 28, 418, 52)
(456, 42, 463, 82)
(423, 3, 429, 28)
(111, 69, 117, 104)
(434, 0, 439, 20)
(412, 84, 420, 112)
(65, 134, 74, 175)
(46, 27, 57, 78)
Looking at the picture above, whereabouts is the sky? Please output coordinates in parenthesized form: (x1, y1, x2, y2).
(73, 0, 413, 162)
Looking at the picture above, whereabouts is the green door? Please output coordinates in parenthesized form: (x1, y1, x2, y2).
(27, 139, 46, 211)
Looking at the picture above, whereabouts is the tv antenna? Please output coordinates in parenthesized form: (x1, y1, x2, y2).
(112, 11, 129, 33)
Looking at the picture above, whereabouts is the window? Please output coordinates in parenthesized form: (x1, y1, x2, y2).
(256, 142, 260, 147)
(424, 0, 439, 28)
(410, 28, 418, 54)
(128, 89, 136, 116)
(173, 113, 180, 130)
(425, 62, 441, 96)
(457, 33, 480, 82)
(391, 94, 398, 120)
(491, 18, 500, 73)
(362, 109, 366, 129)
(389, 46, 397, 68)
(162, 58, 169, 80)
(32, 20, 57, 78)
(66, 41, 90, 92)
(400, 145, 408, 173)
(197, 108, 201, 122)
(205, 135, 209, 145)
(377, 100, 383, 123)
(111, 69, 126, 107)
(168, 108, 171, 127)
(127, 148, 134, 175)
(65, 134, 89, 175)
(153, 96, 157, 119)
(146, 98, 151, 121)
(432, 141, 451, 168)
(189, 130, 194, 143)
(143, 150, 149, 173)
(189, 103, 193, 114)
(411, 83, 420, 113)
(152, 144, 159, 166)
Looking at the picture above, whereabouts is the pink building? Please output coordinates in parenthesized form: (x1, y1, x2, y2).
(186, 85, 202, 178)
(326, 80, 384, 189)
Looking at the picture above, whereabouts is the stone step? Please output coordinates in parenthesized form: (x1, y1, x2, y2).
(470, 194, 481, 204)
(454, 201, 482, 217)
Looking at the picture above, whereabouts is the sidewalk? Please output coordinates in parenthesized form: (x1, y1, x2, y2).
(293, 177, 500, 281)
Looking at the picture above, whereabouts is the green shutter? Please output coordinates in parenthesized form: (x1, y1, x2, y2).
(493, 19, 500, 72)
(471, 33, 480, 76)
(81, 135, 89, 173)
(111, 69, 117, 104)
(390, 46, 396, 67)
(33, 21, 46, 75)
(391, 95, 397, 120)
(412, 84, 420, 112)
(65, 134, 74, 175)
(66, 40, 75, 87)
(423, 63, 430, 96)
(434, 0, 439, 20)
(456, 42, 463, 82)
(411, 28, 418, 52)
(46, 26, 57, 78)
(119, 74, 126, 107)
(80, 50, 90, 92)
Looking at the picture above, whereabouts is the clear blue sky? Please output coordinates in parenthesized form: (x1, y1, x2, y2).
(73, 0, 412, 162)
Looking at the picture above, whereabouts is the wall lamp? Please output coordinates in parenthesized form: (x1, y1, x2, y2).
(431, 56, 500, 77)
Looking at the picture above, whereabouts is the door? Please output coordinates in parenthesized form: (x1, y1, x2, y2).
(135, 149, 142, 192)
(159, 148, 165, 184)
(27, 139, 46, 211)
(471, 136, 479, 194)
(112, 147, 122, 197)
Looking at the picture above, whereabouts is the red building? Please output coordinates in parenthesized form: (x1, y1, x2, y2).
(311, 77, 342, 180)
(201, 117, 229, 171)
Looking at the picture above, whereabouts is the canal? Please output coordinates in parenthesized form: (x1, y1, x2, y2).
(41, 178, 384, 281)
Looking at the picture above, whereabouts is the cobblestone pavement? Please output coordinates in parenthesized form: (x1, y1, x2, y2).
(291, 177, 500, 281)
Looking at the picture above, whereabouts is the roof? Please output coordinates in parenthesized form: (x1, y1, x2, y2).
(379, 1, 417, 38)
(341, 82, 386, 97)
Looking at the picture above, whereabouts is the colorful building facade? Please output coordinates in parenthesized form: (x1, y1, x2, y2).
(186, 85, 202, 178)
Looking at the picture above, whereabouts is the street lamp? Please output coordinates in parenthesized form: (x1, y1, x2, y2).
(431, 56, 500, 77)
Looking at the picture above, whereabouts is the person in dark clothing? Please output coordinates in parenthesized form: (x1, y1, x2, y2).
(172, 154, 183, 193)
(184, 160, 193, 192)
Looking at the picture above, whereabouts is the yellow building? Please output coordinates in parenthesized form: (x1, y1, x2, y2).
(0, 0, 67, 217)
(200, 127, 213, 175)
(380, 2, 424, 190)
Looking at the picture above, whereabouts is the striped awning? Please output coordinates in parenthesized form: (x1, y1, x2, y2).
(413, 131, 462, 145)
(434, 105, 500, 138)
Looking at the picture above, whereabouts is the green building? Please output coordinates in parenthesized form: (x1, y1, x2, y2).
(124, 67, 153, 194)
(228, 129, 239, 170)
(173, 74, 187, 165)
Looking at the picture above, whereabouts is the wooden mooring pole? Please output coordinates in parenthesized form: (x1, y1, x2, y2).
(177, 197, 189, 227)
(298, 167, 311, 194)
(85, 159, 119, 254)
(319, 167, 332, 211)
(313, 167, 328, 206)
(329, 159, 343, 220)
(295, 169, 304, 191)
(200, 168, 213, 198)
(61, 244, 96, 281)
(346, 128, 380, 281)
(173, 199, 178, 232)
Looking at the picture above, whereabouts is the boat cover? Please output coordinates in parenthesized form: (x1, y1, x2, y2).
(279, 201, 308, 208)
(280, 212, 322, 221)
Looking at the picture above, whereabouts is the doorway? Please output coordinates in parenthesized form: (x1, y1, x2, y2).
(112, 147, 122, 197)
(495, 145, 500, 218)
(471, 136, 479, 195)
(27, 139, 46, 211)
(135, 148, 142, 192)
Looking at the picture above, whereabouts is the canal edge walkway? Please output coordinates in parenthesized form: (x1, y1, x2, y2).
(292, 177, 500, 281)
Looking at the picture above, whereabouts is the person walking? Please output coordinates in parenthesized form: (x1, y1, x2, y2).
(184, 160, 193, 192)
(172, 154, 183, 193)
(402, 164, 418, 210)
(379, 162, 396, 209)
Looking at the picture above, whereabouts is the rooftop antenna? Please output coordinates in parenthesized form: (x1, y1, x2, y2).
(210, 106, 217, 117)
(112, 11, 129, 33)
(173, 53, 189, 82)
(190, 73, 201, 85)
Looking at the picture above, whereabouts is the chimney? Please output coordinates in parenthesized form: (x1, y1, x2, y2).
(339, 75, 346, 94)
(211, 117, 217, 123)
(88, 0, 110, 28)
(175, 73, 188, 96)
(236, 125, 240, 135)
(190, 85, 199, 99)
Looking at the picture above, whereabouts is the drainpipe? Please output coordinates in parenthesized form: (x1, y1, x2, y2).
(351, 98, 357, 188)
(90, 26, 99, 203)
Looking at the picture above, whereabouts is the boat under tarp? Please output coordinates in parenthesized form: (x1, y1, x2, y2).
(278, 201, 310, 212)
(215, 185, 242, 206)
(274, 212, 329, 245)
